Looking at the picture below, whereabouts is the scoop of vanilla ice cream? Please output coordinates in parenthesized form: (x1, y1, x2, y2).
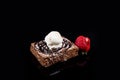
(45, 31, 63, 49)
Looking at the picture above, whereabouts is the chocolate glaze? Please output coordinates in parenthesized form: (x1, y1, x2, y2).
(34, 38, 72, 54)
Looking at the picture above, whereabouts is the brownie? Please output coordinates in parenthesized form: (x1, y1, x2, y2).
(30, 37, 79, 67)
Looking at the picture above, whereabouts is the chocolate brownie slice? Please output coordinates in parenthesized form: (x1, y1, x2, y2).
(30, 37, 79, 67)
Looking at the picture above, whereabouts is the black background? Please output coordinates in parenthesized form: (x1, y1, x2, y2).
(1, 3, 119, 80)
(2, 6, 106, 80)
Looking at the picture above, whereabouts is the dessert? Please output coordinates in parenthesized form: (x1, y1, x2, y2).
(30, 31, 79, 67)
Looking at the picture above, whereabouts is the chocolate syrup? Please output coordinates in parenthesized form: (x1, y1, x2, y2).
(34, 38, 72, 54)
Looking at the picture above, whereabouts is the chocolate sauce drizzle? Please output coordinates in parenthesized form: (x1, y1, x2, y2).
(34, 38, 72, 54)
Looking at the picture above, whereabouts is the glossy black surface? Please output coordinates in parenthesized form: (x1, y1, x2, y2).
(21, 27, 98, 80)
(9, 24, 98, 80)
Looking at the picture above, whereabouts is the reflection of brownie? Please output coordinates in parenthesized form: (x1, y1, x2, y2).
(30, 37, 79, 67)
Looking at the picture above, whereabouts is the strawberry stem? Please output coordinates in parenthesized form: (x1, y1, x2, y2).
(82, 52, 85, 55)
(82, 52, 87, 55)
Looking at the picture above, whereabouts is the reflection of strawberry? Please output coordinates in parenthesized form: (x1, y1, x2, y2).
(75, 36, 90, 55)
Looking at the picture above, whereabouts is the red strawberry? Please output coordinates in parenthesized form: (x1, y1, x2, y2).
(75, 36, 90, 54)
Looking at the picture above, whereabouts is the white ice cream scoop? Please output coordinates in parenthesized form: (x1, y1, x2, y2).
(45, 31, 63, 49)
